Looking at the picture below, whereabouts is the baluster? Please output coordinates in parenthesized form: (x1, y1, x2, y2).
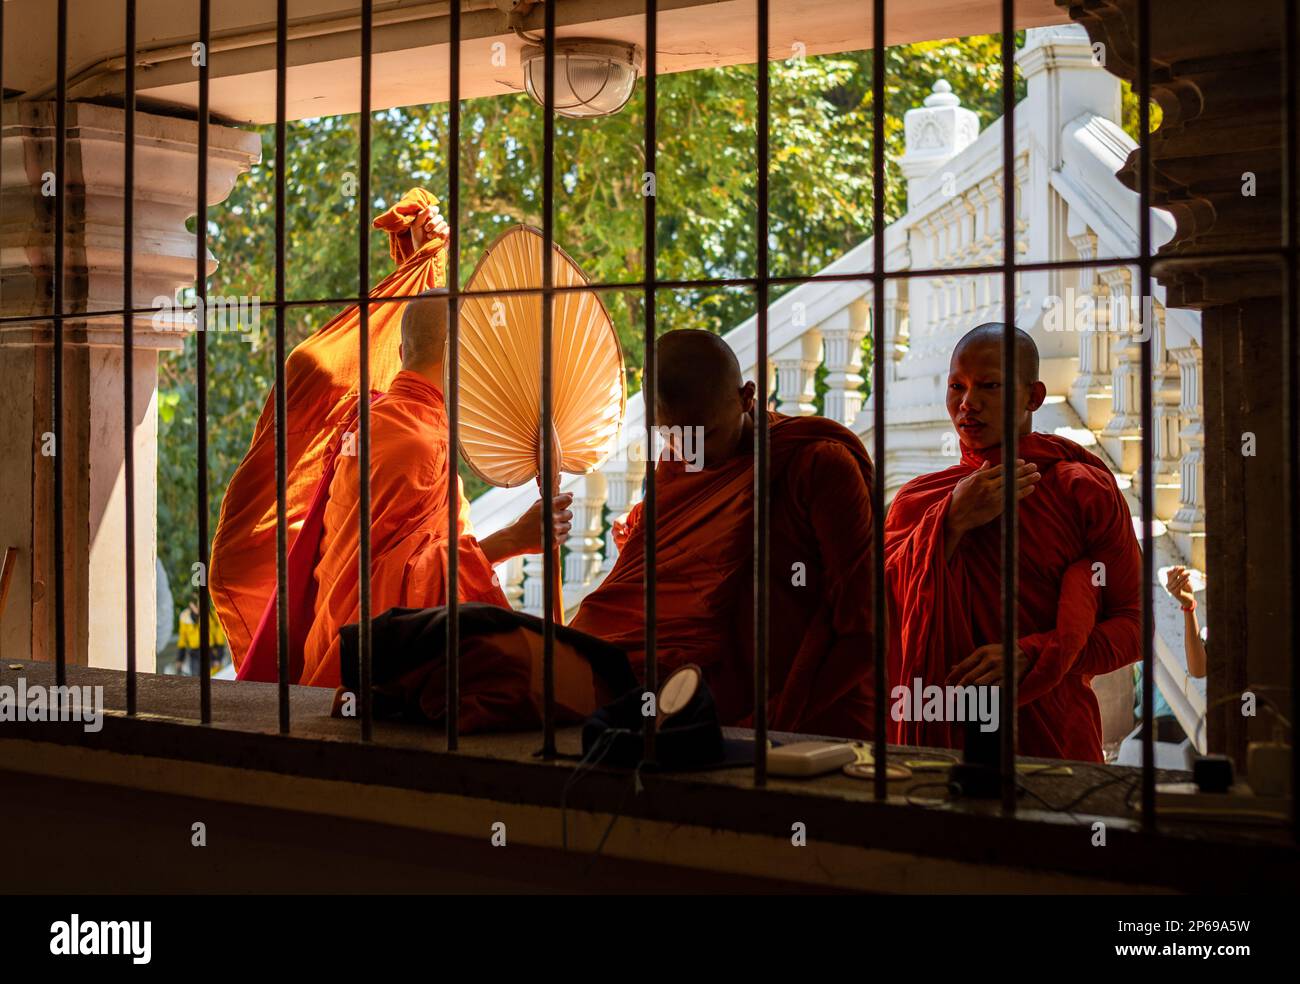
(821, 299, 868, 425)
(600, 454, 645, 574)
(1168, 343, 1207, 570)
(1098, 267, 1142, 474)
(1067, 225, 1114, 429)
(562, 471, 608, 606)
(500, 555, 526, 610)
(1147, 304, 1184, 520)
(521, 553, 544, 616)
(774, 331, 822, 416)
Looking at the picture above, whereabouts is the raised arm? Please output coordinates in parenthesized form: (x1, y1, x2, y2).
(1164, 566, 1207, 678)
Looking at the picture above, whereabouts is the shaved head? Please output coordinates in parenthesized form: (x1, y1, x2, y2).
(654, 329, 756, 469)
(952, 322, 1039, 386)
(946, 321, 1047, 450)
(400, 288, 449, 373)
(656, 329, 743, 417)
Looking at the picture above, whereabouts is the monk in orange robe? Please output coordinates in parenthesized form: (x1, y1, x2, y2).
(213, 188, 451, 665)
(221, 196, 572, 688)
(570, 329, 877, 738)
(884, 323, 1141, 761)
(297, 287, 573, 687)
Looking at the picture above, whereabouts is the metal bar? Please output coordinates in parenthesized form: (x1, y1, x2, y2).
(52, 0, 66, 686)
(999, 0, 1017, 815)
(753, 0, 770, 787)
(1286, 0, 1300, 848)
(6, 246, 1300, 328)
(274, 0, 290, 734)
(123, 0, 138, 716)
(446, 0, 462, 752)
(540, 0, 557, 760)
(1137, 0, 1156, 833)
(358, 0, 374, 741)
(642, 0, 658, 766)
(196, 0, 212, 721)
(870, 0, 887, 801)
(0, 0, 3, 326)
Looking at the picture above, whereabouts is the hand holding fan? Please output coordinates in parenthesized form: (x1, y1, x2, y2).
(455, 225, 626, 622)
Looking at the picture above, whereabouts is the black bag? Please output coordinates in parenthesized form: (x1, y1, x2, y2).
(581, 665, 761, 770)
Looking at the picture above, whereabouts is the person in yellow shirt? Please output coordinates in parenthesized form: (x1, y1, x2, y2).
(176, 599, 229, 676)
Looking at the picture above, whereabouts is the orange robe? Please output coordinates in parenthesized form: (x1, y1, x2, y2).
(211, 188, 446, 667)
(299, 370, 508, 688)
(570, 413, 877, 738)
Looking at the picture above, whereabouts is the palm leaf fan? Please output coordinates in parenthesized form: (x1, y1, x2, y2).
(454, 225, 626, 622)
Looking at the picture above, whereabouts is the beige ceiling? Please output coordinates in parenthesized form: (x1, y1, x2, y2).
(3, 0, 1069, 124)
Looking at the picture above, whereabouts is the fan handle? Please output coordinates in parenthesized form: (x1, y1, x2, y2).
(536, 424, 565, 625)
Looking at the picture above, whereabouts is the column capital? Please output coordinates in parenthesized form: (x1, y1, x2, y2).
(1, 101, 262, 349)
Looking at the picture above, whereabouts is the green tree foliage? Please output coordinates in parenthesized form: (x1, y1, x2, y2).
(159, 37, 1017, 608)
(1120, 79, 1163, 139)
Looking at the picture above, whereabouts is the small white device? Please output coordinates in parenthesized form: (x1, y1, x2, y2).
(767, 741, 860, 777)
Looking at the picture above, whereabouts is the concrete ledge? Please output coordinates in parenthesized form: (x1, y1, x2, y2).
(1, 660, 1296, 893)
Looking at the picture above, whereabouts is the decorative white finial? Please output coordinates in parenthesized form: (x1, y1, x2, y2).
(924, 79, 960, 109)
(899, 78, 980, 200)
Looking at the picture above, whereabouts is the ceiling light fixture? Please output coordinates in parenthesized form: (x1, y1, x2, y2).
(519, 38, 643, 119)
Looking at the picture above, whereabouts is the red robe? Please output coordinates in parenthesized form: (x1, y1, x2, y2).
(884, 431, 1141, 761)
(571, 413, 876, 738)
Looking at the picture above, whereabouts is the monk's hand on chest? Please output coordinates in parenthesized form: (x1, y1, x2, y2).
(943, 459, 1041, 557)
(945, 643, 1031, 688)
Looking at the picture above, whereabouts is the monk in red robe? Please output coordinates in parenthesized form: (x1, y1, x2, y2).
(298, 287, 573, 687)
(571, 329, 877, 738)
(885, 323, 1141, 761)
